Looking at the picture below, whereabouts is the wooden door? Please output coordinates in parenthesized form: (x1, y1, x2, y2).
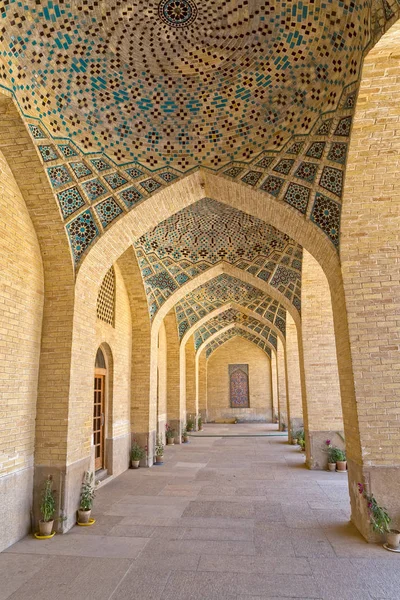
(93, 374, 105, 471)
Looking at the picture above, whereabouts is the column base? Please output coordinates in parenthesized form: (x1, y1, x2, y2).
(305, 430, 344, 470)
(348, 460, 400, 542)
(168, 419, 183, 444)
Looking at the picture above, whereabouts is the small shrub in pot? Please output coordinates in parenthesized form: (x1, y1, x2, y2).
(165, 423, 175, 445)
(38, 475, 56, 536)
(78, 471, 95, 524)
(358, 483, 400, 550)
(130, 440, 146, 468)
(186, 416, 195, 432)
(332, 447, 347, 471)
(182, 428, 189, 443)
(155, 435, 164, 464)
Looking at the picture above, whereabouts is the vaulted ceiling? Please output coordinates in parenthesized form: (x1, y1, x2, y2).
(204, 326, 272, 359)
(0, 1, 398, 267)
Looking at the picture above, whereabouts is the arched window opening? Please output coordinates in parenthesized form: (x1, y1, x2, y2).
(94, 347, 107, 471)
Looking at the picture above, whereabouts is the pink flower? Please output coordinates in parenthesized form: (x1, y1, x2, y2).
(325, 439, 331, 446)
(357, 483, 364, 495)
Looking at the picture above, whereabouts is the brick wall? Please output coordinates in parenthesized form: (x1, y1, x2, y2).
(207, 336, 272, 422)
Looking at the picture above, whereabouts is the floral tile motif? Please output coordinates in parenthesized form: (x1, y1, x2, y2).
(294, 161, 318, 183)
(125, 167, 144, 179)
(56, 186, 86, 219)
(316, 120, 332, 136)
(66, 209, 99, 264)
(224, 166, 244, 178)
(286, 142, 304, 155)
(273, 159, 294, 175)
(260, 175, 285, 197)
(81, 178, 108, 201)
(69, 161, 92, 179)
(119, 186, 143, 208)
(38, 145, 58, 162)
(284, 183, 310, 214)
(241, 170, 262, 186)
(306, 141, 326, 159)
(140, 178, 162, 193)
(319, 166, 343, 197)
(90, 158, 111, 172)
(344, 93, 356, 109)
(334, 116, 352, 136)
(28, 124, 46, 139)
(311, 192, 341, 247)
(58, 145, 78, 158)
(94, 197, 123, 228)
(327, 142, 347, 164)
(159, 172, 178, 183)
(255, 157, 274, 169)
(47, 165, 72, 188)
(104, 172, 129, 189)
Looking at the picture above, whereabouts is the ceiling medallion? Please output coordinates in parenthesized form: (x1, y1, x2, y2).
(158, 0, 198, 28)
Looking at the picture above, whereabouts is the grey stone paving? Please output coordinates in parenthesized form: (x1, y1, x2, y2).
(2, 424, 398, 599)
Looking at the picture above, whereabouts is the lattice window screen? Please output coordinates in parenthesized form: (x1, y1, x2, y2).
(97, 267, 115, 326)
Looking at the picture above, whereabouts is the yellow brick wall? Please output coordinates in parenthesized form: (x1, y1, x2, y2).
(95, 264, 132, 445)
(207, 336, 272, 421)
(341, 21, 400, 466)
(0, 148, 44, 477)
(285, 314, 304, 428)
(277, 338, 288, 428)
(301, 250, 342, 432)
(271, 352, 279, 419)
(157, 322, 168, 427)
(185, 336, 197, 418)
(164, 310, 181, 421)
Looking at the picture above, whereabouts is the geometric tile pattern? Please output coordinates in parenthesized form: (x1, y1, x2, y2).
(205, 327, 272, 359)
(94, 198, 123, 229)
(311, 193, 341, 248)
(194, 308, 278, 352)
(65, 209, 99, 264)
(0, 1, 373, 172)
(319, 166, 343, 197)
(56, 187, 86, 220)
(134, 199, 302, 319)
(284, 184, 310, 215)
(174, 273, 287, 340)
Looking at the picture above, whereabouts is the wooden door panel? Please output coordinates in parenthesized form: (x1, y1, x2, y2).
(94, 375, 105, 471)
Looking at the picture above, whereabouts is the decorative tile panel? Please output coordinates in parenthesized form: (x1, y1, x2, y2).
(284, 183, 310, 215)
(56, 186, 86, 219)
(95, 198, 123, 229)
(81, 179, 108, 201)
(319, 166, 343, 198)
(104, 172, 129, 190)
(66, 209, 99, 264)
(311, 193, 341, 248)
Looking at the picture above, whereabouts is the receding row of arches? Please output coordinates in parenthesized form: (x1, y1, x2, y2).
(1, 20, 400, 553)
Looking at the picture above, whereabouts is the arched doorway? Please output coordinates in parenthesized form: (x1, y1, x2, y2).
(94, 348, 107, 471)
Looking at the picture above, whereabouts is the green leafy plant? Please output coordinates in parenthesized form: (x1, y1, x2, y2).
(165, 423, 175, 439)
(281, 420, 287, 432)
(358, 483, 391, 534)
(186, 416, 195, 431)
(79, 471, 95, 511)
(130, 440, 146, 461)
(40, 475, 56, 522)
(331, 447, 346, 462)
(198, 415, 202, 429)
(155, 435, 164, 456)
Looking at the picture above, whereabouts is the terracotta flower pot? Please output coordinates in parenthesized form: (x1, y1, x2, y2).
(156, 455, 164, 463)
(183, 435, 189, 443)
(78, 509, 91, 524)
(292, 438, 298, 445)
(336, 460, 347, 472)
(131, 460, 140, 469)
(328, 462, 336, 472)
(386, 529, 400, 549)
(167, 437, 174, 445)
(38, 519, 54, 536)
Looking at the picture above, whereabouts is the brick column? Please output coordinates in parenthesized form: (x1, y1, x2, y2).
(341, 24, 400, 540)
(185, 336, 198, 427)
(277, 338, 288, 431)
(197, 352, 208, 422)
(271, 352, 279, 423)
(164, 310, 183, 443)
(301, 250, 343, 469)
(285, 314, 304, 441)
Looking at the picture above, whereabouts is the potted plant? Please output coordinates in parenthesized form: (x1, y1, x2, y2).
(358, 483, 400, 550)
(78, 471, 95, 524)
(324, 439, 337, 471)
(165, 423, 175, 445)
(130, 440, 146, 468)
(333, 448, 347, 471)
(155, 435, 164, 464)
(296, 429, 305, 451)
(281, 420, 287, 432)
(186, 416, 195, 432)
(198, 416, 203, 431)
(182, 427, 189, 443)
(38, 475, 56, 536)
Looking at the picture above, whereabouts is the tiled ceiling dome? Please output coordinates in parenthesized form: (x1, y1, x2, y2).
(0, 0, 369, 169)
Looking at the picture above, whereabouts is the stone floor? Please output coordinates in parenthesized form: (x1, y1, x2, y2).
(2, 424, 399, 600)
